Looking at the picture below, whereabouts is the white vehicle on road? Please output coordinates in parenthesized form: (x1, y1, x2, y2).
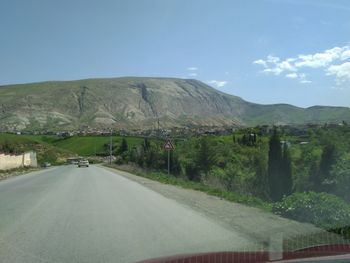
(78, 160, 89, 168)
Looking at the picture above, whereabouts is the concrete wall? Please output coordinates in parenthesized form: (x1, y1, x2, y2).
(0, 151, 38, 170)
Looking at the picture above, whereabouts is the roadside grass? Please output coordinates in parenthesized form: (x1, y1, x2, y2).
(0, 166, 41, 181)
(105, 164, 272, 212)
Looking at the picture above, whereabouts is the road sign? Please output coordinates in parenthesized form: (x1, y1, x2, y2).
(164, 139, 174, 151)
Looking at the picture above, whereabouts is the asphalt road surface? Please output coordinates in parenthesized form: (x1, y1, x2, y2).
(0, 165, 256, 263)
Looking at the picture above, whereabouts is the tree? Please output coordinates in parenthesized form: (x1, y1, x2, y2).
(169, 151, 180, 175)
(330, 153, 350, 202)
(317, 144, 336, 192)
(119, 138, 128, 154)
(241, 134, 248, 145)
(143, 138, 151, 152)
(251, 155, 269, 199)
(145, 147, 157, 168)
(319, 144, 336, 178)
(253, 133, 257, 144)
(197, 137, 210, 173)
(281, 144, 293, 196)
(185, 161, 200, 181)
(308, 161, 319, 191)
(267, 128, 283, 201)
(196, 137, 216, 175)
(267, 128, 294, 201)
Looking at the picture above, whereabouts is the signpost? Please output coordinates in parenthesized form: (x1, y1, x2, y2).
(164, 139, 174, 175)
(109, 131, 113, 164)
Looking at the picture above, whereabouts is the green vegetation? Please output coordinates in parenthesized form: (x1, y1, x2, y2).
(0, 133, 73, 165)
(273, 192, 350, 230)
(2, 123, 350, 238)
(105, 124, 350, 237)
(52, 136, 143, 156)
(267, 128, 292, 201)
(107, 165, 270, 211)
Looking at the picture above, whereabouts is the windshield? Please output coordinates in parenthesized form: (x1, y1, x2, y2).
(1, 1, 350, 262)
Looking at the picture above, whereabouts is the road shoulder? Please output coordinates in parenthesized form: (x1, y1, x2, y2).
(101, 165, 340, 250)
(0, 167, 41, 182)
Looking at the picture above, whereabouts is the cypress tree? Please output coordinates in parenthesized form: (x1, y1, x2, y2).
(143, 138, 151, 151)
(242, 134, 248, 145)
(318, 144, 336, 191)
(267, 128, 283, 201)
(119, 138, 128, 153)
(281, 144, 293, 196)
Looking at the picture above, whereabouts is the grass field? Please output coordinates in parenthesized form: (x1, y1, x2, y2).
(0, 133, 152, 157)
(52, 136, 145, 156)
(0, 133, 53, 144)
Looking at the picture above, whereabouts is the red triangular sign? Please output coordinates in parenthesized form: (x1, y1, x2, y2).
(164, 140, 174, 150)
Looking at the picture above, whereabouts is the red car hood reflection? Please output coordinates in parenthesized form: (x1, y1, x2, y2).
(137, 244, 350, 263)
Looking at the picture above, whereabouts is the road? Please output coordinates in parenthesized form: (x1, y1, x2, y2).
(0, 165, 256, 263)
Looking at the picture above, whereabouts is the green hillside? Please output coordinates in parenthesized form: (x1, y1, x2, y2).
(0, 134, 74, 165)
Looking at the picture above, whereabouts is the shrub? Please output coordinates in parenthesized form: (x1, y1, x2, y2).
(272, 192, 350, 229)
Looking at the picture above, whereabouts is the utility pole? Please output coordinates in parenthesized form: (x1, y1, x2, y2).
(157, 117, 160, 138)
(167, 150, 170, 176)
(109, 130, 113, 164)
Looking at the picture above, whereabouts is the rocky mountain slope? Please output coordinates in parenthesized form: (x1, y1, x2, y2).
(0, 77, 349, 131)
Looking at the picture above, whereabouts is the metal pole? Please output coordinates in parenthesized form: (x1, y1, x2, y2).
(167, 150, 170, 175)
(109, 132, 112, 164)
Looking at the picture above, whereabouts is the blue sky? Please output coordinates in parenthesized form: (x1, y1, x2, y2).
(1, 0, 350, 107)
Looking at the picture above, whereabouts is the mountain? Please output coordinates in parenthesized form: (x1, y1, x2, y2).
(0, 77, 349, 131)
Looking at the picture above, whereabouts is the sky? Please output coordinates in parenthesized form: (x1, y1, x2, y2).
(1, 0, 350, 108)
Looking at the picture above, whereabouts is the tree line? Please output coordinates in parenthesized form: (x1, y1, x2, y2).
(112, 125, 349, 203)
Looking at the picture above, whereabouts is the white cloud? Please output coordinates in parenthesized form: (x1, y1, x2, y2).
(286, 73, 298, 79)
(285, 72, 311, 83)
(278, 60, 296, 71)
(187, 67, 198, 71)
(255, 55, 296, 76)
(253, 59, 268, 68)
(341, 50, 350, 61)
(331, 86, 344, 90)
(263, 67, 283, 75)
(208, 80, 228, 88)
(188, 72, 197, 77)
(253, 45, 350, 86)
(267, 55, 280, 64)
(326, 62, 350, 83)
(300, 79, 312, 84)
(295, 46, 346, 68)
(298, 73, 312, 84)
